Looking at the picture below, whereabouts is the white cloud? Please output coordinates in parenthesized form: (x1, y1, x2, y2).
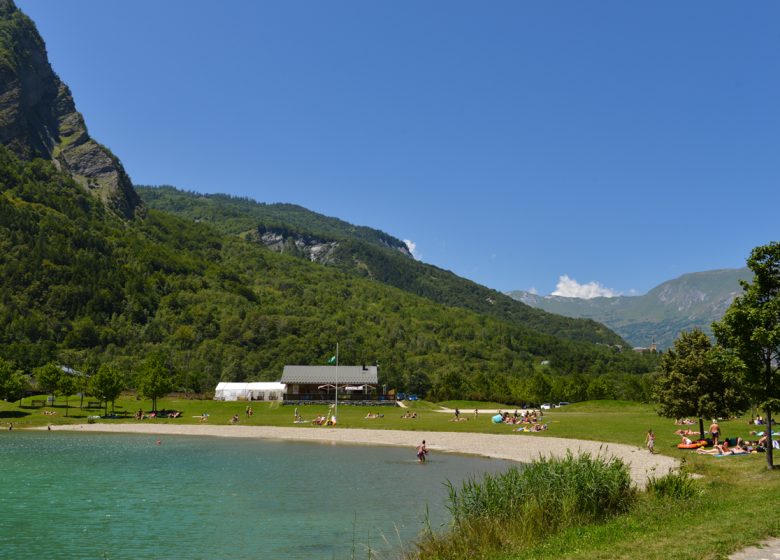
(403, 239, 421, 260)
(527, 287, 538, 295)
(551, 275, 618, 299)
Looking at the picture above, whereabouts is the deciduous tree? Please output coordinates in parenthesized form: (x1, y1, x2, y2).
(34, 363, 61, 405)
(57, 373, 78, 417)
(90, 364, 125, 416)
(0, 358, 28, 403)
(653, 329, 747, 440)
(714, 242, 780, 469)
(136, 352, 173, 412)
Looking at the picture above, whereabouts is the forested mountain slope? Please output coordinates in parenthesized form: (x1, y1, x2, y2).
(0, 147, 657, 399)
(508, 268, 751, 349)
(139, 186, 625, 348)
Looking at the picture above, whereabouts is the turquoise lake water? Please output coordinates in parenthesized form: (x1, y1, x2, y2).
(0, 432, 512, 559)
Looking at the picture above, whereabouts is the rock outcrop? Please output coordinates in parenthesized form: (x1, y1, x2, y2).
(0, 0, 142, 218)
(245, 228, 340, 264)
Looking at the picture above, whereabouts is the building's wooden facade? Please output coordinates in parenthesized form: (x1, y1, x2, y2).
(281, 365, 391, 404)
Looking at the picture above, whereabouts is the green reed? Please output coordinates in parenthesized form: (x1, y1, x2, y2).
(409, 451, 637, 559)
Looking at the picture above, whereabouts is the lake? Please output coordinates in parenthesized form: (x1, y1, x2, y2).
(0, 431, 512, 559)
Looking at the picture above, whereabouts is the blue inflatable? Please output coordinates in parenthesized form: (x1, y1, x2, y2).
(492, 414, 503, 424)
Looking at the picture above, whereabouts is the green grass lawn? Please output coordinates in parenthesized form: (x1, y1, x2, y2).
(436, 400, 509, 410)
(2, 396, 778, 559)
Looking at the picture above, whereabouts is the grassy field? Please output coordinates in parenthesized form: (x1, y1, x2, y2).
(2, 396, 778, 559)
(436, 400, 509, 410)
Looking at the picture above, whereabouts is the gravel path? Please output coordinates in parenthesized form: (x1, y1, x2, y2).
(729, 538, 780, 560)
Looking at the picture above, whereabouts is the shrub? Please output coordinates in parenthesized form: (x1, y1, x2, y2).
(646, 468, 700, 500)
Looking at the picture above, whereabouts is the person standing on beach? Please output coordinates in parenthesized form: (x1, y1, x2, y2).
(646, 429, 656, 453)
(417, 440, 428, 463)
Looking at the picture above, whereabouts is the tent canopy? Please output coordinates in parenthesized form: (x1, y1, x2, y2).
(214, 382, 286, 401)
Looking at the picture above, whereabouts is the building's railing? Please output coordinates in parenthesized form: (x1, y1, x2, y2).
(283, 393, 396, 404)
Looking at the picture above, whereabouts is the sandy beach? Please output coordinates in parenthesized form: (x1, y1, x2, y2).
(48, 423, 678, 487)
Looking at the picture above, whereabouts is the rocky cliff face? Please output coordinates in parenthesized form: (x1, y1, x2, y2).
(0, 0, 142, 219)
(245, 228, 340, 264)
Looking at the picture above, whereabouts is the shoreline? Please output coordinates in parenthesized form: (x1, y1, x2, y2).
(43, 423, 678, 486)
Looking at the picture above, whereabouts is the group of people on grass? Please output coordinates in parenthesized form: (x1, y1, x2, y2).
(135, 409, 181, 420)
(749, 415, 776, 426)
(496, 409, 543, 425)
(516, 423, 549, 432)
(696, 437, 751, 455)
(659, 417, 778, 456)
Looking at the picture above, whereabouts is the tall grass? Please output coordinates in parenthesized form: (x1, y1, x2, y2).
(409, 451, 637, 560)
(645, 467, 700, 501)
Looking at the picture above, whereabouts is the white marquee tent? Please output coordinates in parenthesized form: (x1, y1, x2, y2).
(214, 382, 286, 401)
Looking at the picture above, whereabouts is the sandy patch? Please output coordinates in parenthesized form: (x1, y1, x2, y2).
(45, 423, 677, 487)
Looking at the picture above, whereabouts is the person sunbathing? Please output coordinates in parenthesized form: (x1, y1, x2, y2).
(697, 441, 741, 455)
(674, 428, 700, 436)
(696, 447, 723, 455)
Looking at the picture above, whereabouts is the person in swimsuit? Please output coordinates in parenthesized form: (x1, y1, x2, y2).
(646, 429, 656, 453)
(709, 420, 721, 446)
(417, 440, 428, 463)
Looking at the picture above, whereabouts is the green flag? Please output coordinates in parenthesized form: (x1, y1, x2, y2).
(327, 355, 337, 365)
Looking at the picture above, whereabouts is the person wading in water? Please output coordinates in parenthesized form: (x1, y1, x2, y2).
(416, 440, 428, 463)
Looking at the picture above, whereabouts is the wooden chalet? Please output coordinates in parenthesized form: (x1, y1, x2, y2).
(281, 365, 390, 404)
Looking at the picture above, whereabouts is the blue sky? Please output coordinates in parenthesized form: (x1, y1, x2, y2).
(18, 1, 780, 297)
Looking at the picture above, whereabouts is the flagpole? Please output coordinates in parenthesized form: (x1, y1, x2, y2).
(334, 342, 339, 424)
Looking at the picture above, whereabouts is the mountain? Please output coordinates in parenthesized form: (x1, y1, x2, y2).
(0, 1, 659, 405)
(0, 0, 141, 218)
(507, 268, 751, 349)
(0, 145, 658, 401)
(138, 186, 626, 348)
